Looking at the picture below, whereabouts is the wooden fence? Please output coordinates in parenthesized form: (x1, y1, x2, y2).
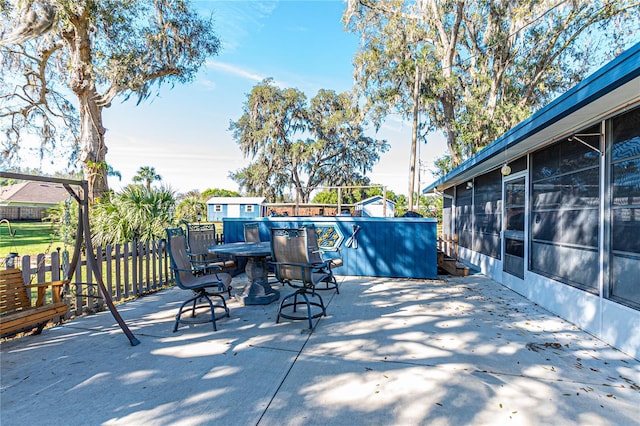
(9, 239, 173, 316)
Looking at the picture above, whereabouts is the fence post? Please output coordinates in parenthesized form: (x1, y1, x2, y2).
(152, 240, 158, 289)
(131, 241, 138, 296)
(86, 247, 95, 311)
(74, 259, 82, 315)
(124, 242, 130, 298)
(50, 251, 60, 281)
(96, 246, 105, 310)
(105, 244, 113, 299)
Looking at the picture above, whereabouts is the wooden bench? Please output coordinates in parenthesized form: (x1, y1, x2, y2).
(1, 268, 68, 337)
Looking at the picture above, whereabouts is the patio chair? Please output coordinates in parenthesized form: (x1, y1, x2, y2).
(166, 227, 231, 332)
(303, 224, 341, 293)
(243, 222, 262, 243)
(244, 222, 278, 282)
(270, 227, 335, 329)
(186, 223, 237, 294)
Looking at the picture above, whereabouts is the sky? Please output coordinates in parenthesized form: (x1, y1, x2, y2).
(97, 0, 447, 197)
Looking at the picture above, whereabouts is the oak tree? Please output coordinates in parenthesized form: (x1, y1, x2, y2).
(345, 0, 640, 179)
(230, 79, 389, 203)
(1, 0, 221, 201)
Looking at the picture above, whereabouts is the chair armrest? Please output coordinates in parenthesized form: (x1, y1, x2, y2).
(24, 280, 67, 305)
(309, 259, 332, 268)
(269, 260, 311, 268)
(190, 259, 223, 271)
(319, 248, 341, 259)
(24, 280, 67, 289)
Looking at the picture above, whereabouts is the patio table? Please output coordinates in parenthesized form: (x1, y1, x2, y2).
(209, 242, 279, 305)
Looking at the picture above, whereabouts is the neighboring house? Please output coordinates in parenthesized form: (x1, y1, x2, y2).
(0, 181, 69, 220)
(354, 195, 395, 217)
(206, 197, 266, 221)
(424, 42, 640, 359)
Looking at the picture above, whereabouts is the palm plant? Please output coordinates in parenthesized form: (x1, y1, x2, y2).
(132, 166, 162, 191)
(91, 185, 176, 246)
(175, 193, 206, 223)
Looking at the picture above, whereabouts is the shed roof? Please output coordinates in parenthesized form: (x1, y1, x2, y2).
(206, 197, 266, 205)
(356, 195, 396, 206)
(0, 181, 70, 205)
(424, 41, 640, 193)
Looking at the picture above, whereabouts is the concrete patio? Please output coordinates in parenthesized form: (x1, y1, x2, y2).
(1, 273, 639, 425)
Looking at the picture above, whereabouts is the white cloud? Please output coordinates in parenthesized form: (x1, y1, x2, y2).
(206, 60, 264, 82)
(206, 60, 290, 88)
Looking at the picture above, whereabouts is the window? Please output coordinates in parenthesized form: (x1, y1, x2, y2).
(455, 183, 473, 249)
(509, 156, 528, 175)
(442, 187, 454, 237)
(214, 205, 222, 212)
(609, 106, 640, 308)
(246, 205, 254, 213)
(530, 124, 601, 292)
(473, 169, 502, 259)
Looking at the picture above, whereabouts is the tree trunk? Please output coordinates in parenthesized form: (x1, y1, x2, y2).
(63, 10, 109, 203)
(408, 66, 420, 212)
(442, 95, 460, 167)
(78, 92, 108, 202)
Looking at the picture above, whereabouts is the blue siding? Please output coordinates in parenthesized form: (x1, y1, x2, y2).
(239, 205, 261, 219)
(223, 217, 437, 279)
(208, 204, 262, 221)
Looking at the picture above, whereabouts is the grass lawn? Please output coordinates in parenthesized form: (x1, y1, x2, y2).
(0, 221, 67, 259)
(1, 220, 226, 260)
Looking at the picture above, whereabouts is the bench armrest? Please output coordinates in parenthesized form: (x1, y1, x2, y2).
(24, 280, 67, 306)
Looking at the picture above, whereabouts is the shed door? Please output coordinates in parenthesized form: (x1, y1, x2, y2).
(503, 176, 526, 279)
(228, 204, 240, 217)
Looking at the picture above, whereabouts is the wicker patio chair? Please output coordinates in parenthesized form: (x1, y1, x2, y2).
(166, 227, 231, 332)
(270, 227, 336, 329)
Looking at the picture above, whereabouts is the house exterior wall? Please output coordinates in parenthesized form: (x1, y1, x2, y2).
(441, 105, 640, 359)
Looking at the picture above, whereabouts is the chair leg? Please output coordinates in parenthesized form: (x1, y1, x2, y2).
(276, 288, 326, 329)
(276, 291, 298, 324)
(202, 293, 218, 332)
(331, 276, 339, 294)
(191, 297, 198, 317)
(317, 275, 339, 294)
(174, 295, 198, 332)
(174, 290, 229, 332)
(300, 292, 313, 329)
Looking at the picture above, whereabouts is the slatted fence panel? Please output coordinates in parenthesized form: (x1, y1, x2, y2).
(8, 239, 172, 317)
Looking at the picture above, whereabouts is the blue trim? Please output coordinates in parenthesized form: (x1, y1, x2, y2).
(424, 42, 640, 192)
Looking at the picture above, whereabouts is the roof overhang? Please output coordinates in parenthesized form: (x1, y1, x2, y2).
(424, 42, 640, 193)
